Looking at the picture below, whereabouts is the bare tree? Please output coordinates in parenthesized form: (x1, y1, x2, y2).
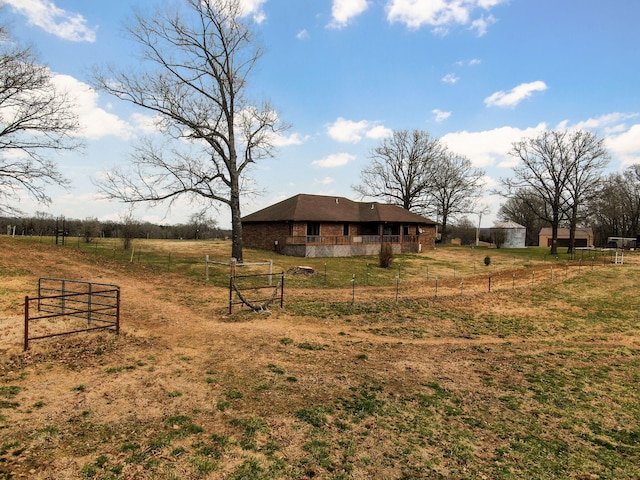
(499, 131, 573, 254)
(449, 217, 476, 245)
(352, 129, 445, 211)
(187, 210, 218, 239)
(119, 210, 140, 251)
(498, 189, 548, 246)
(0, 25, 81, 215)
(426, 150, 485, 242)
(590, 165, 640, 243)
(92, 0, 287, 262)
(353, 129, 484, 242)
(80, 217, 101, 243)
(499, 130, 609, 254)
(561, 130, 608, 253)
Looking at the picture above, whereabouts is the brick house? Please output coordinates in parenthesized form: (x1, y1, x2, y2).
(241, 194, 437, 258)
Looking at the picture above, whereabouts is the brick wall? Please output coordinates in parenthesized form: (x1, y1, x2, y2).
(419, 224, 436, 250)
(242, 222, 290, 251)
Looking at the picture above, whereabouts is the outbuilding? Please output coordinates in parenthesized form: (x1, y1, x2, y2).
(491, 221, 527, 248)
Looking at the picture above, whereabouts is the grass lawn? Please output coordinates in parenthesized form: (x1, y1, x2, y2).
(0, 237, 638, 479)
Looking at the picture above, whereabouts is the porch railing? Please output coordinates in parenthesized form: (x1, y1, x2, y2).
(285, 235, 418, 246)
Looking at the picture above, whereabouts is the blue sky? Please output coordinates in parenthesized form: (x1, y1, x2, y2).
(2, 0, 640, 229)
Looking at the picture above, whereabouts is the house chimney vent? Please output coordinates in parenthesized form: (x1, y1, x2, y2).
(336, 198, 339, 204)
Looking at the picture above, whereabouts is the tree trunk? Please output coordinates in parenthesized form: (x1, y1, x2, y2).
(230, 185, 244, 264)
(550, 221, 559, 255)
(567, 205, 578, 255)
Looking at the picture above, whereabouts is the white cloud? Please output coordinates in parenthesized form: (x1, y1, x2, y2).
(130, 113, 162, 135)
(314, 176, 335, 185)
(239, 0, 268, 23)
(470, 14, 496, 37)
(51, 74, 133, 140)
(327, 117, 390, 143)
(296, 29, 310, 40)
(312, 153, 356, 168)
(2, 0, 97, 42)
(442, 73, 459, 84)
(605, 124, 640, 168)
(272, 132, 309, 147)
(441, 123, 548, 168)
(328, 0, 369, 28)
(484, 81, 548, 108)
(366, 125, 393, 139)
(456, 58, 482, 67)
(433, 109, 451, 122)
(556, 112, 639, 134)
(385, 0, 506, 34)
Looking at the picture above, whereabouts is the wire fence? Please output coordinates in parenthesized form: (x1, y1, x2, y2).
(286, 256, 631, 306)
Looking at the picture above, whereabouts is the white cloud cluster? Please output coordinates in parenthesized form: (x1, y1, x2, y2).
(441, 123, 548, 168)
(2, 0, 97, 42)
(327, 117, 392, 143)
(607, 124, 640, 167)
(51, 73, 135, 140)
(328, 0, 369, 28)
(556, 112, 639, 134)
(484, 81, 548, 108)
(470, 14, 496, 36)
(239, 0, 268, 23)
(386, 0, 506, 35)
(442, 113, 640, 172)
(442, 73, 459, 84)
(562, 113, 640, 168)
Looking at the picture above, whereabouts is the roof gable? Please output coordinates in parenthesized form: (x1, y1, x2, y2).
(241, 194, 435, 224)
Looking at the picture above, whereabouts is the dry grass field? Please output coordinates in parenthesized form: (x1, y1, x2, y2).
(0, 236, 638, 479)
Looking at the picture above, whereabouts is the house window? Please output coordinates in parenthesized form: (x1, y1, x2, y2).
(307, 223, 320, 236)
(343, 223, 349, 236)
(403, 225, 410, 236)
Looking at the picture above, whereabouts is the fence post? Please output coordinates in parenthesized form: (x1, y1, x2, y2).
(280, 272, 284, 308)
(24, 296, 29, 351)
(395, 275, 399, 302)
(351, 275, 355, 305)
(205, 255, 209, 281)
(269, 259, 273, 286)
(488, 275, 491, 292)
(229, 275, 234, 314)
(115, 288, 121, 335)
(435, 276, 438, 298)
(460, 280, 464, 296)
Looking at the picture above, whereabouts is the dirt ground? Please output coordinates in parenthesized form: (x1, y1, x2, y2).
(1, 237, 638, 479)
